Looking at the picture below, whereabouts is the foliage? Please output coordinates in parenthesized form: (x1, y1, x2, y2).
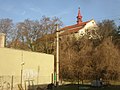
(59, 20, 120, 81)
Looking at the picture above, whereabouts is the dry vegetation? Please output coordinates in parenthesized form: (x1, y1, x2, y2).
(59, 20, 120, 81)
(0, 18, 120, 82)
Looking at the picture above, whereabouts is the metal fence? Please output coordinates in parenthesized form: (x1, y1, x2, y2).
(0, 75, 51, 90)
(0, 75, 20, 90)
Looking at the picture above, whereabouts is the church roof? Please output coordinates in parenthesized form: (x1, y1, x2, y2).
(59, 8, 91, 36)
(59, 20, 90, 36)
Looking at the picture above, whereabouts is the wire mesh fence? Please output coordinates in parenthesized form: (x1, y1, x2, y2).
(0, 75, 20, 90)
(0, 75, 52, 90)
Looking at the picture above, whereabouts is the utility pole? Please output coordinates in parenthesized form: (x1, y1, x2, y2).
(56, 24, 59, 86)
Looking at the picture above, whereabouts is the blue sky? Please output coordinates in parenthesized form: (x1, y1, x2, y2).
(0, 0, 120, 26)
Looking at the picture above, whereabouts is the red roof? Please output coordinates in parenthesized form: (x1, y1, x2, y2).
(59, 21, 90, 36)
(58, 8, 93, 36)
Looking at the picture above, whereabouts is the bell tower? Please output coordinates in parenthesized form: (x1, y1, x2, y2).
(77, 7, 82, 24)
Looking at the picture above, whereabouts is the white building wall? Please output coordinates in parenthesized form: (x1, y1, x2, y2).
(78, 20, 98, 36)
(84, 20, 98, 30)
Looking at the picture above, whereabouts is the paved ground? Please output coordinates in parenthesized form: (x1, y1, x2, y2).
(53, 84, 120, 90)
(28, 83, 120, 90)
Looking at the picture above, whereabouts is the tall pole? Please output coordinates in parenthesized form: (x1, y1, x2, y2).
(56, 24, 59, 85)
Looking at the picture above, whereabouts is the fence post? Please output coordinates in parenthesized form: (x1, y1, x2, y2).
(11, 75, 13, 90)
(51, 73, 53, 84)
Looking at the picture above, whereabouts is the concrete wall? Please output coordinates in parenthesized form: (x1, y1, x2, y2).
(0, 33, 5, 48)
(0, 48, 54, 88)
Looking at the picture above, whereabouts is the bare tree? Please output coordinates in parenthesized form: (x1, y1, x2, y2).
(9, 16, 63, 52)
(0, 18, 14, 46)
(97, 20, 117, 40)
(34, 16, 63, 53)
(91, 37, 120, 80)
(59, 19, 120, 82)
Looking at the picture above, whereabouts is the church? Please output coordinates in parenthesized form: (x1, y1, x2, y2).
(59, 8, 98, 39)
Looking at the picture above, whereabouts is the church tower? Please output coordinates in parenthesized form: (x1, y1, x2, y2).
(77, 7, 82, 24)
